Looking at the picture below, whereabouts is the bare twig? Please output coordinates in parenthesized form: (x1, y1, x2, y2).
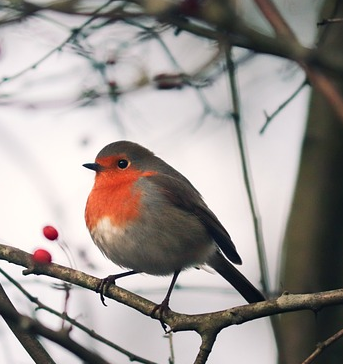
(260, 78, 308, 134)
(225, 46, 270, 295)
(4, 0, 343, 76)
(252, 0, 343, 127)
(253, 0, 297, 39)
(318, 17, 343, 26)
(165, 332, 175, 364)
(225, 44, 286, 360)
(0, 0, 115, 85)
(301, 327, 343, 364)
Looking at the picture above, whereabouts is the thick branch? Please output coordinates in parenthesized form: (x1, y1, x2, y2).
(3, 0, 343, 76)
(1, 243, 343, 330)
(194, 330, 218, 364)
(0, 267, 158, 364)
(0, 303, 111, 364)
(0, 283, 56, 364)
(3, 244, 343, 363)
(250, 0, 343, 134)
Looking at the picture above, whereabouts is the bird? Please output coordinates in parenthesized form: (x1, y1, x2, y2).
(83, 140, 264, 314)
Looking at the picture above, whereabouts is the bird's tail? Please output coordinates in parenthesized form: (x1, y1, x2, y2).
(207, 252, 265, 303)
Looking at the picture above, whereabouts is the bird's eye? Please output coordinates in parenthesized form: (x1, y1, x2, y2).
(117, 159, 129, 169)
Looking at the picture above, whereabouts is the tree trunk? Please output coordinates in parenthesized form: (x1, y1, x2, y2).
(278, 1, 343, 363)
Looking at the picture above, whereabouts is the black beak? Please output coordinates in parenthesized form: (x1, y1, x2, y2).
(83, 163, 102, 172)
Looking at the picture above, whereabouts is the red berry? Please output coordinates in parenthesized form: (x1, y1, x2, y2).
(43, 225, 59, 241)
(32, 249, 52, 264)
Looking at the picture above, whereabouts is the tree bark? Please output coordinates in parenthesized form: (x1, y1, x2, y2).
(279, 1, 343, 363)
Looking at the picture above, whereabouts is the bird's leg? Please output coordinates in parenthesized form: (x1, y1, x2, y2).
(151, 270, 180, 329)
(96, 270, 138, 306)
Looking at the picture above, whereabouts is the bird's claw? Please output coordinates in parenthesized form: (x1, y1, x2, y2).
(96, 270, 138, 306)
(96, 275, 117, 306)
(151, 298, 171, 331)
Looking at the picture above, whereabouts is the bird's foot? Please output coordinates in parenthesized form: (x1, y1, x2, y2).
(151, 297, 171, 331)
(96, 275, 117, 307)
(96, 270, 138, 306)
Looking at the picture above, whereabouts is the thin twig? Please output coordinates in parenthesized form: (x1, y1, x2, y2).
(301, 327, 343, 364)
(225, 46, 270, 295)
(318, 17, 343, 26)
(165, 332, 175, 364)
(6, 0, 343, 76)
(225, 45, 286, 361)
(260, 78, 308, 134)
(252, 0, 343, 127)
(0, 0, 114, 86)
(253, 0, 297, 39)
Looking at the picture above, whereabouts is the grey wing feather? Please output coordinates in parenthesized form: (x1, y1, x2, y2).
(147, 172, 242, 265)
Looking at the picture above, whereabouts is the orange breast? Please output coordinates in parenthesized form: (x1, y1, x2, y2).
(85, 169, 154, 231)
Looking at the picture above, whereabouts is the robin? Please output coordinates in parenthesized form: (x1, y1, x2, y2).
(83, 141, 264, 313)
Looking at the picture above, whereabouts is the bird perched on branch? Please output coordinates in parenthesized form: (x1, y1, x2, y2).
(84, 141, 264, 314)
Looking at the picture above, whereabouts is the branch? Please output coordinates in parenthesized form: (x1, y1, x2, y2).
(260, 78, 308, 134)
(225, 47, 270, 295)
(3, 0, 343, 124)
(253, 0, 297, 39)
(0, 283, 56, 364)
(301, 327, 343, 364)
(252, 0, 343, 133)
(302, 64, 343, 122)
(318, 17, 343, 26)
(194, 330, 218, 364)
(0, 0, 115, 85)
(0, 303, 111, 364)
(4, 0, 343, 76)
(1, 243, 343, 324)
(0, 268, 158, 364)
(2, 243, 343, 363)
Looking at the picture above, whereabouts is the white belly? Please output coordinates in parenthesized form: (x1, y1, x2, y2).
(90, 215, 216, 276)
